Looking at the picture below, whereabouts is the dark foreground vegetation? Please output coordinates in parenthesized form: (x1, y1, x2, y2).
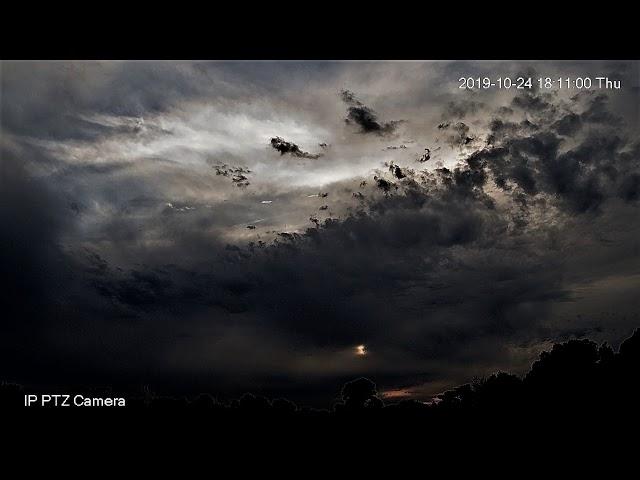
(3, 329, 639, 429)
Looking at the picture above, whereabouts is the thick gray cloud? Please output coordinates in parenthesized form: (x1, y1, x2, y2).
(1, 61, 639, 404)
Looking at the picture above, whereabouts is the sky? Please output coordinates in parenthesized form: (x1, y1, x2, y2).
(1, 60, 639, 405)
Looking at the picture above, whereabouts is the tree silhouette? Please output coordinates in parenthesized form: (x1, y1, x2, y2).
(524, 338, 600, 413)
(336, 377, 384, 412)
(3, 328, 639, 426)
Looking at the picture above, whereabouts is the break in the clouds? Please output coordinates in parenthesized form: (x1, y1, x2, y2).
(1, 61, 639, 405)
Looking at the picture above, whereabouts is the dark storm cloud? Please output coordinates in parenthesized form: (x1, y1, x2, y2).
(438, 121, 475, 148)
(0, 153, 65, 313)
(76, 152, 570, 387)
(445, 99, 485, 119)
(551, 113, 581, 136)
(201, 88, 639, 371)
(270, 137, 323, 159)
(479, 91, 640, 213)
(340, 89, 403, 136)
(578, 93, 622, 125)
(0, 62, 206, 142)
(511, 91, 557, 113)
(0, 147, 83, 381)
(0, 146, 252, 386)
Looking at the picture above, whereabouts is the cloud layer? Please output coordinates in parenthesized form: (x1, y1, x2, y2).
(1, 60, 639, 404)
